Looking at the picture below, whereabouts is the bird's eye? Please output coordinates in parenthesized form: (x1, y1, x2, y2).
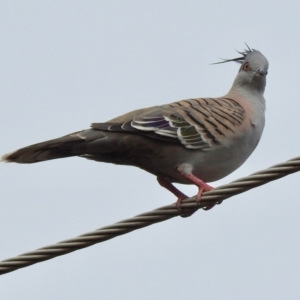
(243, 62, 251, 71)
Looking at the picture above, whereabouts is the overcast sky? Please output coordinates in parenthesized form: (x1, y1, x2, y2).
(1, 1, 300, 299)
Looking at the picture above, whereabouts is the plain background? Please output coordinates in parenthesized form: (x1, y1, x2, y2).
(1, 1, 300, 299)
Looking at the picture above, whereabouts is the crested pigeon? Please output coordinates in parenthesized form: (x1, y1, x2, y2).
(2, 47, 268, 215)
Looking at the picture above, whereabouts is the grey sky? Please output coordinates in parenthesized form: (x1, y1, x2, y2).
(1, 1, 300, 299)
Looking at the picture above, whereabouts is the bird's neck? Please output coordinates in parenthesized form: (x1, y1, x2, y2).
(227, 84, 266, 112)
(231, 76, 266, 95)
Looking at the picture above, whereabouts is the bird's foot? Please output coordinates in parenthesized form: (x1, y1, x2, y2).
(195, 185, 215, 210)
(179, 172, 218, 210)
(175, 195, 198, 218)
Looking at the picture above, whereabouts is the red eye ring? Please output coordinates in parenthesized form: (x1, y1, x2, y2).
(243, 62, 251, 71)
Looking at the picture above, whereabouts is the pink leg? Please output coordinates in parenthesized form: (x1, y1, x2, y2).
(157, 176, 196, 217)
(180, 173, 213, 201)
(180, 172, 217, 210)
(157, 170, 220, 214)
(178, 164, 216, 210)
(157, 176, 188, 206)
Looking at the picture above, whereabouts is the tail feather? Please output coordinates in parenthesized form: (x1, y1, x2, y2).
(1, 131, 86, 164)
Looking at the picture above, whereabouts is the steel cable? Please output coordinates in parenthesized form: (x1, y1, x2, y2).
(1, 156, 300, 275)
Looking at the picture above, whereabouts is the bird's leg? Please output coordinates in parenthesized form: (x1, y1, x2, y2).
(180, 173, 213, 201)
(157, 176, 188, 205)
(177, 165, 217, 210)
(157, 176, 196, 217)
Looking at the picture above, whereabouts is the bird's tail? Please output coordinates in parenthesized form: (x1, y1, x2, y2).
(1, 131, 86, 164)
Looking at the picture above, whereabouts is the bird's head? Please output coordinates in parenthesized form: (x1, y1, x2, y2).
(214, 45, 269, 94)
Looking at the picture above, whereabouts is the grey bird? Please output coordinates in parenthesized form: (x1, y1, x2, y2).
(2, 47, 268, 214)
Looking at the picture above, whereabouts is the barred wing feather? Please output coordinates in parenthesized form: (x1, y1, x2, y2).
(92, 98, 244, 150)
(131, 98, 244, 150)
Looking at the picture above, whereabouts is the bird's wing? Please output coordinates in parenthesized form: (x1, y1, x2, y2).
(92, 97, 245, 150)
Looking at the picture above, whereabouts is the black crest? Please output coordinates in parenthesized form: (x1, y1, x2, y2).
(212, 44, 253, 65)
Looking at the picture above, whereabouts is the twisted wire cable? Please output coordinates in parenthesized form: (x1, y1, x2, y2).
(1, 156, 300, 275)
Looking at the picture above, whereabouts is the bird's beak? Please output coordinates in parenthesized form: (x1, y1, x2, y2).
(250, 68, 267, 83)
(255, 69, 268, 77)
